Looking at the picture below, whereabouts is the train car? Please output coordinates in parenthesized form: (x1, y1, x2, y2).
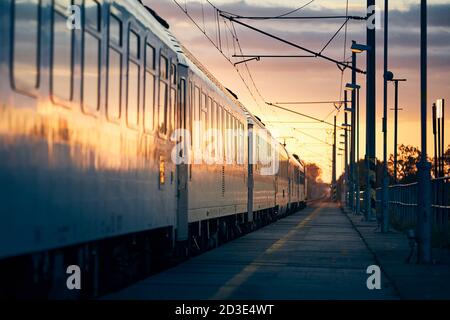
(290, 154, 307, 211)
(0, 0, 307, 298)
(173, 46, 250, 250)
(0, 0, 183, 297)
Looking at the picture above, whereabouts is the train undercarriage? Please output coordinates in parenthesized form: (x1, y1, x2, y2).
(0, 203, 305, 299)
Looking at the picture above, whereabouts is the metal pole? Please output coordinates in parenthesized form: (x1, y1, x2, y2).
(365, 0, 377, 222)
(433, 103, 438, 178)
(344, 101, 349, 208)
(442, 100, 445, 176)
(333, 116, 337, 201)
(381, 0, 390, 233)
(438, 110, 442, 176)
(417, 0, 432, 264)
(349, 46, 356, 212)
(394, 80, 399, 183)
(356, 87, 361, 215)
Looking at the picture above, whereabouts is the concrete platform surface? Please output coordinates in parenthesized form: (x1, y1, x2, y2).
(347, 211, 450, 299)
(104, 202, 404, 300)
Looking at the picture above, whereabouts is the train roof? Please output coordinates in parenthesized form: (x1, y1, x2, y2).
(131, 1, 301, 164)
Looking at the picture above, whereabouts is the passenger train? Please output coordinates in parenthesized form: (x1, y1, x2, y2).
(0, 0, 306, 298)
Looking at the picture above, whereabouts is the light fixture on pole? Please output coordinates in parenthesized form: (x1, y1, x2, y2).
(351, 42, 371, 54)
(345, 83, 361, 91)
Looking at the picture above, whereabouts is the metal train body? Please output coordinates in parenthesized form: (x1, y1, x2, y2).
(0, 0, 306, 296)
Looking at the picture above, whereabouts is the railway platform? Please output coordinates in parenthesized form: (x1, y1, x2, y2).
(104, 202, 450, 300)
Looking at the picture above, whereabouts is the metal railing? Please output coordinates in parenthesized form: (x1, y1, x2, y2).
(374, 176, 450, 246)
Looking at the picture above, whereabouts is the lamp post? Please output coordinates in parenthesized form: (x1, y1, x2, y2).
(356, 86, 361, 215)
(389, 78, 407, 183)
(340, 133, 348, 207)
(365, 0, 377, 222)
(346, 83, 355, 212)
(332, 116, 337, 201)
(349, 41, 371, 218)
(342, 93, 351, 208)
(345, 82, 361, 213)
(350, 41, 369, 216)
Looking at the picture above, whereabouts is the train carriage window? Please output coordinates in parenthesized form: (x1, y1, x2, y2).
(170, 63, 176, 85)
(230, 113, 234, 161)
(146, 43, 155, 69)
(108, 49, 121, 120)
(212, 101, 217, 155)
(201, 94, 207, 148)
(12, 0, 40, 92)
(85, 0, 101, 31)
(169, 64, 176, 133)
(129, 29, 140, 59)
(201, 93, 207, 131)
(179, 78, 186, 130)
(189, 82, 193, 146)
(233, 118, 239, 163)
(83, 33, 100, 112)
(107, 13, 122, 120)
(207, 97, 212, 134)
(194, 86, 200, 148)
(160, 55, 168, 80)
(226, 112, 231, 163)
(217, 105, 222, 160)
(52, 4, 74, 102)
(82, 0, 102, 114)
(240, 123, 245, 164)
(237, 122, 241, 164)
(170, 88, 176, 133)
(223, 110, 226, 162)
(144, 43, 155, 131)
(127, 29, 140, 127)
(128, 61, 139, 126)
(109, 14, 122, 46)
(158, 55, 169, 134)
(159, 80, 168, 133)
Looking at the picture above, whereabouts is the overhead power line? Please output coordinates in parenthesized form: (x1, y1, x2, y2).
(266, 102, 345, 130)
(219, 13, 366, 75)
(227, 15, 366, 20)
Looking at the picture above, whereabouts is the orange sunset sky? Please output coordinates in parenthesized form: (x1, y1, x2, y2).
(145, 0, 450, 182)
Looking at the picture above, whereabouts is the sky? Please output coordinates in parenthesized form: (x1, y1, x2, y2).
(144, 0, 450, 182)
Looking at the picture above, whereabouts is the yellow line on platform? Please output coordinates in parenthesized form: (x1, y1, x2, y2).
(210, 204, 323, 300)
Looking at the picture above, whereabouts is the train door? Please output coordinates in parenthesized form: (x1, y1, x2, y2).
(176, 64, 189, 242)
(247, 121, 254, 222)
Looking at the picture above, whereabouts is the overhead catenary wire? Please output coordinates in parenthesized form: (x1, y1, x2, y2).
(172, 0, 269, 118)
(266, 102, 345, 130)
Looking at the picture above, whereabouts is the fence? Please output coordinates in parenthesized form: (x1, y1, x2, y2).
(374, 176, 450, 246)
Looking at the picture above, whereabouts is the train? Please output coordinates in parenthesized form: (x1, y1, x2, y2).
(0, 0, 306, 298)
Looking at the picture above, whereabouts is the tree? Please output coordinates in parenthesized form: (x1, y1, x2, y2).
(388, 144, 421, 183)
(305, 162, 329, 200)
